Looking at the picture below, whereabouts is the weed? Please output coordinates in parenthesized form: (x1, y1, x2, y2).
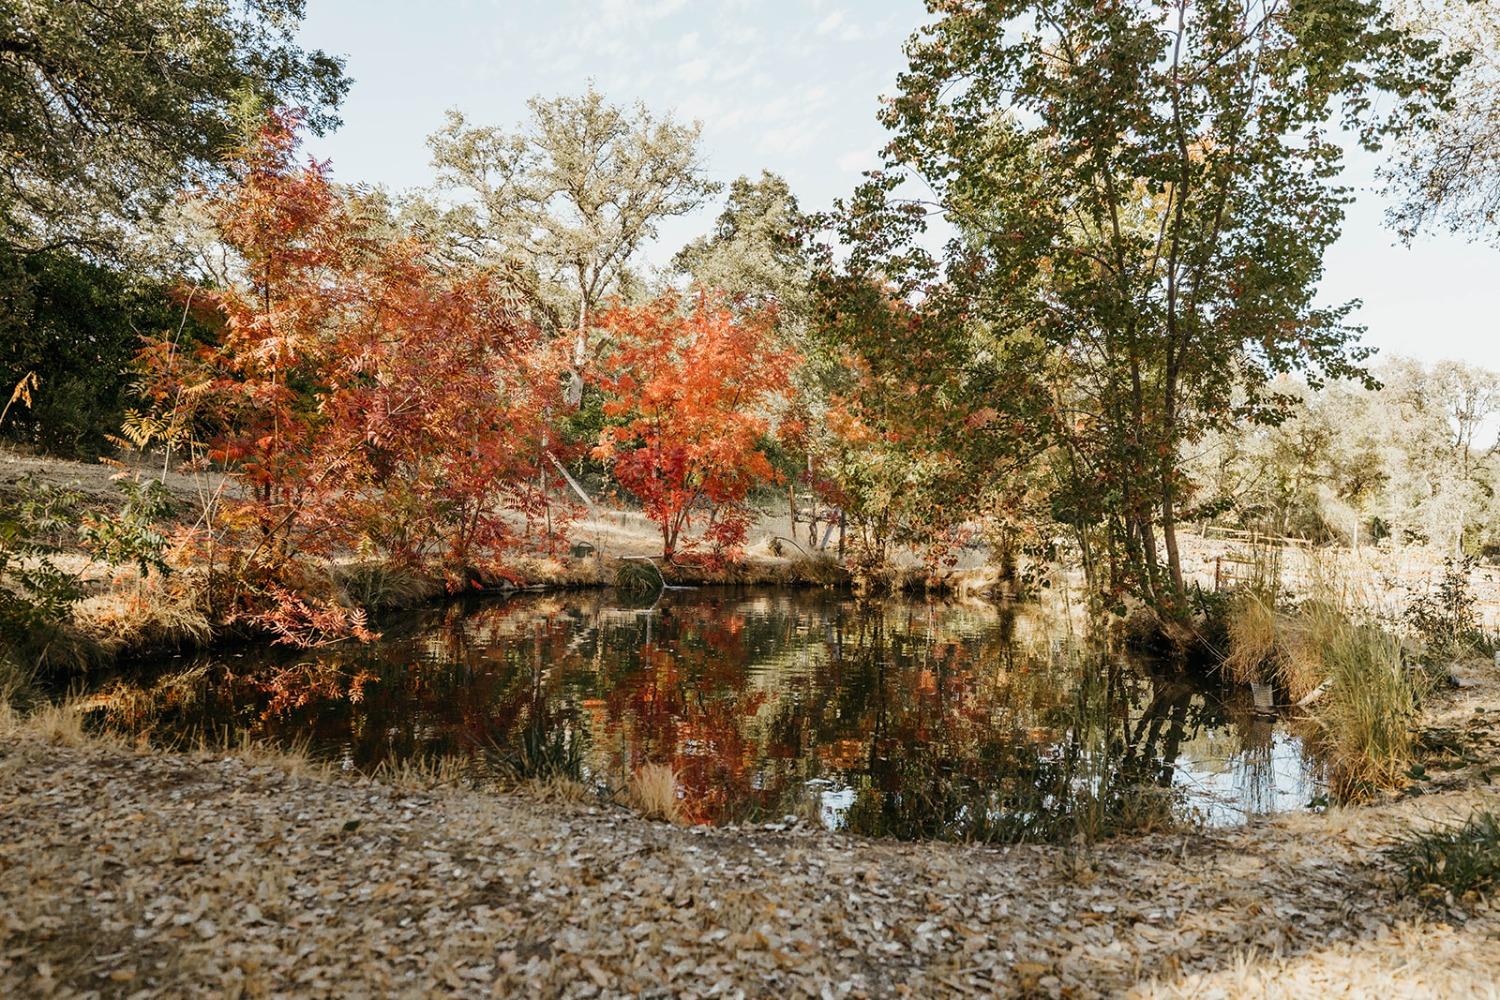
(1391, 810, 1500, 906)
(71, 576, 212, 654)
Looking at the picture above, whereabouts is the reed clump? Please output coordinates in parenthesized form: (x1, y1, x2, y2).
(333, 561, 441, 612)
(1220, 570, 1427, 799)
(614, 559, 663, 596)
(1316, 616, 1425, 798)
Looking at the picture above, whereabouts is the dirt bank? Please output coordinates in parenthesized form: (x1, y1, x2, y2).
(4, 662, 1500, 998)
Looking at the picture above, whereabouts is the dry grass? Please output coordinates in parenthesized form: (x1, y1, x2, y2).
(0, 697, 123, 749)
(625, 762, 683, 823)
(371, 753, 470, 789)
(1219, 570, 1426, 799)
(221, 731, 333, 781)
(1223, 591, 1278, 685)
(518, 773, 595, 804)
(1137, 920, 1500, 998)
(1277, 598, 1347, 703)
(71, 575, 212, 655)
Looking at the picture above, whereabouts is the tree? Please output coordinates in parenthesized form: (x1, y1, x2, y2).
(0, 250, 210, 457)
(0, 0, 348, 262)
(845, 0, 1449, 613)
(674, 172, 812, 325)
(1384, 0, 1500, 243)
(425, 86, 719, 406)
(803, 275, 1047, 571)
(593, 294, 791, 562)
(135, 116, 561, 584)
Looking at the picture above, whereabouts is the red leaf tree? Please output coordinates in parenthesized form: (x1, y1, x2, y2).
(137, 113, 565, 593)
(594, 294, 792, 562)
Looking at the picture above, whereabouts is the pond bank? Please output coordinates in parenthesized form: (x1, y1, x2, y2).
(4, 662, 1500, 997)
(64, 541, 1011, 674)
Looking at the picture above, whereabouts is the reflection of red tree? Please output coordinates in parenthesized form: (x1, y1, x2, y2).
(597, 634, 780, 824)
(232, 660, 377, 721)
(669, 690, 768, 824)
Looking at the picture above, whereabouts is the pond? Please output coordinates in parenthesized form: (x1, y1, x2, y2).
(85, 588, 1323, 841)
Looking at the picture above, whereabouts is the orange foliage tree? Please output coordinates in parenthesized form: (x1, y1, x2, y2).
(136, 113, 563, 614)
(594, 294, 792, 562)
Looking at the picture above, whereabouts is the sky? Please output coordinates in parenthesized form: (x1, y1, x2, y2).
(294, 0, 1500, 369)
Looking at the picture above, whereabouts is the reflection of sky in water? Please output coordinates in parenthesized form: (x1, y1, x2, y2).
(1173, 730, 1323, 826)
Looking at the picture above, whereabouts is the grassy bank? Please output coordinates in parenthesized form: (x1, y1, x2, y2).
(10, 540, 1021, 689)
(1214, 564, 1485, 801)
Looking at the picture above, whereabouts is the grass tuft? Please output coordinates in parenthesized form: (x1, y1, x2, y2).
(333, 562, 440, 612)
(614, 559, 663, 596)
(1391, 810, 1500, 906)
(626, 762, 682, 823)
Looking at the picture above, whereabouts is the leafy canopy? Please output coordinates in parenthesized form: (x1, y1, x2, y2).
(0, 0, 348, 261)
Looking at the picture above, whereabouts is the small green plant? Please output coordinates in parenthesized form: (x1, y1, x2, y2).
(1391, 811, 1500, 906)
(1404, 557, 1491, 662)
(0, 477, 92, 672)
(79, 478, 175, 577)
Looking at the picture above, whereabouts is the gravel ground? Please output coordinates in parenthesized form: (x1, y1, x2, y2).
(3, 719, 1500, 999)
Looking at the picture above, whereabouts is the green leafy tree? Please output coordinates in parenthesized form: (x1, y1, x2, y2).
(674, 171, 812, 324)
(0, 0, 348, 261)
(0, 250, 213, 457)
(841, 0, 1452, 613)
(1384, 0, 1500, 243)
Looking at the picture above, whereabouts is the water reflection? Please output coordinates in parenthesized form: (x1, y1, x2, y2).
(90, 589, 1323, 841)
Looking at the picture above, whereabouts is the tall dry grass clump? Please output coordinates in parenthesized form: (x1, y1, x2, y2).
(1219, 560, 1426, 799)
(626, 762, 683, 823)
(1275, 597, 1347, 703)
(1317, 617, 1425, 798)
(1222, 590, 1278, 685)
(71, 576, 212, 656)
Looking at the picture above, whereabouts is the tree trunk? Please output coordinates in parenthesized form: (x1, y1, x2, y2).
(565, 270, 589, 408)
(1161, 485, 1184, 599)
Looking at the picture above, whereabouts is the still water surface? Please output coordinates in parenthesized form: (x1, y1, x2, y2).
(92, 588, 1322, 840)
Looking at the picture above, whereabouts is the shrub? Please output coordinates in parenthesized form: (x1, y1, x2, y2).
(0, 477, 92, 674)
(1405, 557, 1491, 662)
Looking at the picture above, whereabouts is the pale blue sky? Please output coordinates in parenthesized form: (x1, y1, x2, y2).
(296, 0, 1500, 369)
